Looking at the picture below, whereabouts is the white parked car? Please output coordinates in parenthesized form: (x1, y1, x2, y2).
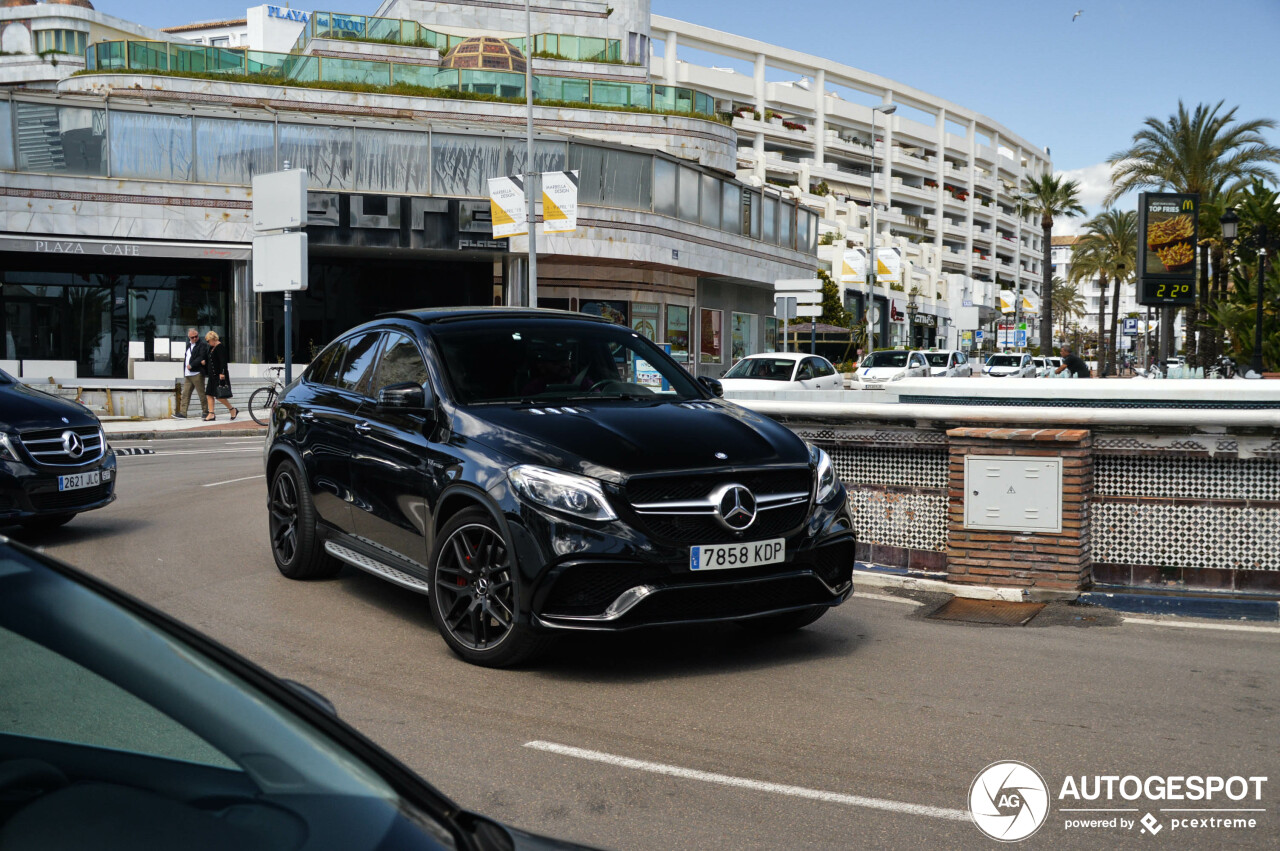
(924, 350, 973, 377)
(852, 349, 931, 389)
(983, 352, 1036, 378)
(1032, 356, 1063, 377)
(719, 352, 844, 391)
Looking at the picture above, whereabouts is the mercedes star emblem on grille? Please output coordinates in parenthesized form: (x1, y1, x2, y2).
(713, 484, 757, 531)
(61, 430, 85, 459)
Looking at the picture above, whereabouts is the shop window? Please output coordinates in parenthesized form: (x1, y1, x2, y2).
(14, 103, 106, 176)
(721, 182, 741, 235)
(700, 174, 721, 229)
(194, 117, 275, 185)
(631, 302, 660, 342)
(764, 317, 778, 352)
(355, 128, 430, 194)
(280, 123, 355, 191)
(109, 111, 193, 182)
(699, 308, 722, 364)
(665, 304, 689, 364)
(678, 166, 700, 222)
(731, 312, 757, 362)
(431, 133, 503, 197)
(654, 158, 677, 217)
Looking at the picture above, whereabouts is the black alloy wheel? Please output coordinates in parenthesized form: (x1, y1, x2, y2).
(268, 460, 339, 580)
(428, 508, 547, 667)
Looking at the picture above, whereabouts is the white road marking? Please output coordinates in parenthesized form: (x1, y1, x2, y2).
(1122, 617, 1280, 635)
(203, 474, 266, 488)
(523, 741, 971, 822)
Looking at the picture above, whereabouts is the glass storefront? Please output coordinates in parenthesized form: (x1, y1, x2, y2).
(0, 255, 230, 378)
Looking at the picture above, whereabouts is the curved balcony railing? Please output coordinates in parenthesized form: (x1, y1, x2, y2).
(291, 11, 623, 64)
(85, 41, 713, 116)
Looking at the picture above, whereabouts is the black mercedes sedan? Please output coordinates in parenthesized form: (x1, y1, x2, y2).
(264, 309, 856, 667)
(0, 367, 116, 530)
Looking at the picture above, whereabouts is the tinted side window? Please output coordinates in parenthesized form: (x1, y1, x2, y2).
(797, 358, 817, 379)
(315, 340, 349, 387)
(814, 358, 836, 377)
(336, 333, 383, 395)
(374, 332, 430, 391)
(306, 343, 340, 385)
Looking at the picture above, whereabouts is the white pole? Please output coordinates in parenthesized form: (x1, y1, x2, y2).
(524, 0, 538, 307)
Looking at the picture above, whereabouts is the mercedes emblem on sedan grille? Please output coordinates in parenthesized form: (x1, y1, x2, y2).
(61, 430, 85, 459)
(712, 484, 757, 531)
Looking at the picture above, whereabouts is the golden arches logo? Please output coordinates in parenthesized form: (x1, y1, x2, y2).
(1182, 199, 1195, 210)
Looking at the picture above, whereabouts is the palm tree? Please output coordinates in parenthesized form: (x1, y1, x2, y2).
(1050, 276, 1087, 334)
(1019, 174, 1085, 355)
(1106, 100, 1280, 364)
(1070, 210, 1138, 376)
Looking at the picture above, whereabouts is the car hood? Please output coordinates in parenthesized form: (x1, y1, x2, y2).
(856, 366, 907, 380)
(0, 381, 100, 432)
(985, 365, 1022, 374)
(456, 399, 809, 483)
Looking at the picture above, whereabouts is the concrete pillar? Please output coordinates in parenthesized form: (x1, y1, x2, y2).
(933, 108, 946, 268)
(813, 68, 826, 174)
(966, 118, 977, 278)
(664, 30, 678, 85)
(754, 53, 767, 182)
(945, 427, 1093, 591)
(232, 260, 255, 365)
(503, 255, 528, 307)
(880, 94, 894, 218)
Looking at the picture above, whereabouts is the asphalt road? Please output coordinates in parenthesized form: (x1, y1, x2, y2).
(15, 435, 1280, 850)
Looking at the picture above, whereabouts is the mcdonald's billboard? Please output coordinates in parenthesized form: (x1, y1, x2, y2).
(1137, 192, 1198, 306)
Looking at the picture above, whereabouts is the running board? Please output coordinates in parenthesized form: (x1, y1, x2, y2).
(324, 541, 431, 596)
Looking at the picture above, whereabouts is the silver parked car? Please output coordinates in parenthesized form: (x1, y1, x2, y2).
(983, 352, 1036, 378)
(924, 350, 973, 377)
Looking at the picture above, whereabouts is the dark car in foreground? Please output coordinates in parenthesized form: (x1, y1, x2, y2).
(264, 308, 856, 667)
(0, 367, 116, 530)
(0, 536, 594, 850)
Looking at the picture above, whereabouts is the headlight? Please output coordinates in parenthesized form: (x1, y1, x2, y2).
(808, 444, 839, 503)
(508, 465, 617, 522)
(0, 432, 17, 462)
(889, 370, 907, 381)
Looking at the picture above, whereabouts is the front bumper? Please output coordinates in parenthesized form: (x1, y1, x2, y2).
(507, 490, 856, 632)
(0, 454, 118, 522)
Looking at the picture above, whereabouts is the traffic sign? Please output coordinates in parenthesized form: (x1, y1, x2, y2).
(792, 291, 823, 303)
(774, 296, 797, 320)
(795, 306, 823, 317)
(775, 278, 822, 291)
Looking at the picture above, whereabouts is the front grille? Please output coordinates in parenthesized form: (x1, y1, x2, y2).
(18, 426, 105, 467)
(626, 468, 811, 504)
(618, 575, 832, 625)
(636, 503, 808, 544)
(795, 538, 856, 588)
(30, 482, 112, 511)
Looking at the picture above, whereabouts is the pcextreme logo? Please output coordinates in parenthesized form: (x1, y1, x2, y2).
(969, 762, 1269, 842)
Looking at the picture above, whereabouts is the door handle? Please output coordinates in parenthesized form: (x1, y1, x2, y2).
(354, 422, 372, 434)
(299, 411, 316, 421)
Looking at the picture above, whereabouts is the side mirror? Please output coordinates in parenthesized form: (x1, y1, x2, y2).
(698, 376, 724, 398)
(377, 381, 434, 412)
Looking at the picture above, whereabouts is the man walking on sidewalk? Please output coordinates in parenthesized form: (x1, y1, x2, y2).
(175, 328, 210, 418)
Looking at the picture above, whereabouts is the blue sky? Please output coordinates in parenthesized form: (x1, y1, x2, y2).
(96, 0, 1280, 219)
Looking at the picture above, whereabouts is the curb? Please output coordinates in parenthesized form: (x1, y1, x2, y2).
(1079, 591, 1280, 623)
(854, 564, 1078, 603)
(107, 427, 266, 440)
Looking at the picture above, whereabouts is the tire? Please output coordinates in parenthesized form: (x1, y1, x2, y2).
(268, 460, 340, 580)
(735, 604, 829, 634)
(19, 513, 75, 533)
(248, 386, 278, 427)
(427, 508, 549, 668)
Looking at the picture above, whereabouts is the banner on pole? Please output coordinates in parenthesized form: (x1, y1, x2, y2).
(541, 170, 579, 234)
(874, 247, 901, 283)
(488, 176, 527, 238)
(840, 249, 867, 284)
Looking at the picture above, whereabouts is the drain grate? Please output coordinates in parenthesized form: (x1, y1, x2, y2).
(928, 598, 1046, 626)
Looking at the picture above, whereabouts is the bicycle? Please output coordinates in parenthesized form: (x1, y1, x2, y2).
(248, 366, 287, 427)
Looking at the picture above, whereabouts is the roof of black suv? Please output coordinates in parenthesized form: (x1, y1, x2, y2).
(379, 307, 613, 325)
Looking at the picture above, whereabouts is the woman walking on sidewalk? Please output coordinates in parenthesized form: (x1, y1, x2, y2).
(203, 331, 238, 421)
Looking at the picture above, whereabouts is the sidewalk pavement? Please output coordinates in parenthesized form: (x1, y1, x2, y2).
(102, 416, 266, 440)
(855, 563, 1280, 624)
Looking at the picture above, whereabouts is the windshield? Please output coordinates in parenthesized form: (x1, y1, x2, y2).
(723, 357, 796, 381)
(988, 355, 1021, 367)
(431, 319, 703, 404)
(924, 353, 951, 367)
(861, 351, 909, 369)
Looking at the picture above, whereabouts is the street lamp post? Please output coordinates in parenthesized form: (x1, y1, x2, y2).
(867, 103, 897, 354)
(906, 288, 919, 349)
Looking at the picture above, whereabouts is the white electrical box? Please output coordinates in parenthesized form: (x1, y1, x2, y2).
(252, 232, 308, 292)
(963, 455, 1063, 533)
(252, 169, 309, 232)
